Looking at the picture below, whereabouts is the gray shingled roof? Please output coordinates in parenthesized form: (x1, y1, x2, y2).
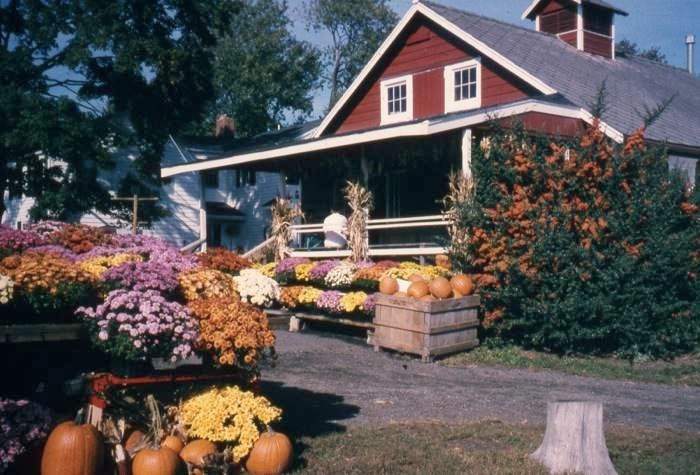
(424, 1, 700, 148)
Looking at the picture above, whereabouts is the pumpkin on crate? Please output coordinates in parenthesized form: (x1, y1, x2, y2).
(428, 277, 452, 299)
(450, 274, 474, 296)
(245, 429, 293, 475)
(407, 281, 429, 299)
(378, 277, 398, 295)
(41, 420, 104, 475)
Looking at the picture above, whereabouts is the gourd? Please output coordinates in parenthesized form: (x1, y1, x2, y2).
(450, 274, 474, 296)
(407, 281, 429, 298)
(41, 418, 104, 475)
(245, 429, 293, 475)
(161, 435, 184, 454)
(131, 396, 186, 475)
(429, 277, 452, 299)
(132, 447, 185, 475)
(179, 440, 217, 466)
(378, 277, 398, 295)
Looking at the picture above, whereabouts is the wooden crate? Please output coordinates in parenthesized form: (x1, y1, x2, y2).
(372, 294, 480, 362)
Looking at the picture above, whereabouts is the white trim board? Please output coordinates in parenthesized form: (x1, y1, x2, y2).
(312, 2, 557, 139)
(161, 99, 624, 178)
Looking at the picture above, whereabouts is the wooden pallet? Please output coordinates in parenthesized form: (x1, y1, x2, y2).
(0, 324, 84, 343)
(373, 294, 480, 362)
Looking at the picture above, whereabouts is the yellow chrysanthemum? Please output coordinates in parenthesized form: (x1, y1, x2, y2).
(79, 253, 143, 278)
(294, 263, 314, 282)
(340, 291, 368, 313)
(253, 262, 276, 278)
(296, 286, 322, 305)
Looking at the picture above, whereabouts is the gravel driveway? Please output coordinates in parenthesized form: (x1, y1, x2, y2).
(260, 331, 700, 436)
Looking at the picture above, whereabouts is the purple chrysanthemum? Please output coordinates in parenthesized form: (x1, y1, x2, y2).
(308, 260, 341, 281)
(316, 290, 344, 314)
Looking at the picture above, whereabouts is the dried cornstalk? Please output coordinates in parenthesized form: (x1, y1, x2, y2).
(442, 171, 475, 249)
(344, 181, 373, 263)
(270, 197, 303, 262)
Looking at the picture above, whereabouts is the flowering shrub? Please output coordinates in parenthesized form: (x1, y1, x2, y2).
(340, 291, 368, 313)
(50, 224, 112, 254)
(25, 245, 78, 262)
(0, 253, 92, 295)
(296, 286, 322, 306)
(316, 290, 343, 313)
(180, 386, 281, 462)
(234, 269, 279, 307)
(179, 269, 238, 302)
(80, 253, 143, 279)
(274, 257, 309, 282)
(308, 260, 340, 282)
(324, 263, 356, 288)
(103, 260, 182, 294)
(0, 398, 52, 472)
(25, 220, 68, 238)
(0, 274, 13, 305)
(197, 247, 251, 274)
(188, 298, 275, 368)
(0, 226, 45, 256)
(293, 262, 314, 282)
(253, 262, 276, 278)
(279, 286, 304, 309)
(76, 289, 198, 362)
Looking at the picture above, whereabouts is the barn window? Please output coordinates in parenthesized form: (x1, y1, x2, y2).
(380, 74, 413, 125)
(444, 59, 481, 113)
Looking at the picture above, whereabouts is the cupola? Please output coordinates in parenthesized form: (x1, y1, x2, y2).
(522, 0, 628, 59)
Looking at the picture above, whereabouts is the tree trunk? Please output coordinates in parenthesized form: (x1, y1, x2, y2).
(531, 401, 617, 475)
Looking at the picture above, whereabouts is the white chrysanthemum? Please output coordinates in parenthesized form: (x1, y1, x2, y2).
(234, 269, 280, 308)
(324, 263, 356, 288)
(0, 274, 14, 305)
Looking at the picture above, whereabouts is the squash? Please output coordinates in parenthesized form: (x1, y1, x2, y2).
(378, 277, 398, 295)
(132, 447, 185, 475)
(125, 429, 147, 455)
(161, 435, 184, 454)
(41, 421, 104, 475)
(429, 277, 452, 299)
(407, 281, 429, 299)
(450, 274, 474, 296)
(179, 440, 217, 467)
(245, 429, 293, 475)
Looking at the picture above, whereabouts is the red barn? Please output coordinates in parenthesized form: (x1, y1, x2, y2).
(162, 0, 700, 258)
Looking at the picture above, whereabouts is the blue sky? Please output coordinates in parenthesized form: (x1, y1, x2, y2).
(286, 0, 700, 117)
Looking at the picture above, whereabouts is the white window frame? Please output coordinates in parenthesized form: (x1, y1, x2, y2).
(444, 58, 482, 113)
(380, 74, 413, 125)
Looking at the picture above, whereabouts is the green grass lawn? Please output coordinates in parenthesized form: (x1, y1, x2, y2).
(441, 346, 700, 386)
(292, 421, 700, 474)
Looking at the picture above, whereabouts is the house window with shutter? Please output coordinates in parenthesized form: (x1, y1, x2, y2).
(444, 59, 481, 113)
(380, 74, 413, 125)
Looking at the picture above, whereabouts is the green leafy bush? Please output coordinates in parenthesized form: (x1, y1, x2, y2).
(451, 122, 700, 359)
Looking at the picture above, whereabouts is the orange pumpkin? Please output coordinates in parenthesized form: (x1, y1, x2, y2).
(245, 429, 293, 475)
(419, 294, 435, 302)
(161, 436, 184, 454)
(435, 254, 452, 269)
(407, 281, 429, 299)
(407, 274, 424, 283)
(429, 277, 452, 299)
(179, 440, 217, 467)
(41, 421, 104, 475)
(394, 291, 408, 298)
(450, 274, 474, 296)
(378, 277, 399, 295)
(132, 447, 185, 475)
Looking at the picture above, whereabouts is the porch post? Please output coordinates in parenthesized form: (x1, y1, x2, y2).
(461, 128, 473, 179)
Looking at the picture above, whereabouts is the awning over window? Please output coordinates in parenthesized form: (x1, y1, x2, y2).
(206, 202, 245, 221)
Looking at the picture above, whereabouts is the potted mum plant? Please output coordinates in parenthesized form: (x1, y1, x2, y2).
(76, 289, 200, 375)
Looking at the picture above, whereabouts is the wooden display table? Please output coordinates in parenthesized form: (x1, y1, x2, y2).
(372, 294, 480, 362)
(0, 323, 83, 343)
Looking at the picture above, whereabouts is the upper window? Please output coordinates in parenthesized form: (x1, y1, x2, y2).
(380, 74, 413, 125)
(444, 59, 481, 113)
(236, 169, 256, 188)
(203, 170, 219, 188)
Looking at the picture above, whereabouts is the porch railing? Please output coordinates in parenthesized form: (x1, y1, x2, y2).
(289, 214, 450, 259)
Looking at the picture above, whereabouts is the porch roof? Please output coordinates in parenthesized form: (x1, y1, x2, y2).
(161, 97, 622, 178)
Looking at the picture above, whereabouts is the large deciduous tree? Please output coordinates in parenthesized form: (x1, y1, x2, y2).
(0, 0, 237, 221)
(615, 39, 668, 64)
(195, 0, 320, 138)
(306, 0, 397, 110)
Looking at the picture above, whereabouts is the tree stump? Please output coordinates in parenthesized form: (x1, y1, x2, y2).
(531, 401, 617, 475)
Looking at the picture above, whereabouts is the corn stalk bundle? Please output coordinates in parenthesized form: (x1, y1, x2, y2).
(442, 171, 475, 250)
(270, 197, 303, 262)
(344, 181, 373, 263)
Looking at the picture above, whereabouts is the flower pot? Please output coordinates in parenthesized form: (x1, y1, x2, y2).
(150, 354, 203, 371)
